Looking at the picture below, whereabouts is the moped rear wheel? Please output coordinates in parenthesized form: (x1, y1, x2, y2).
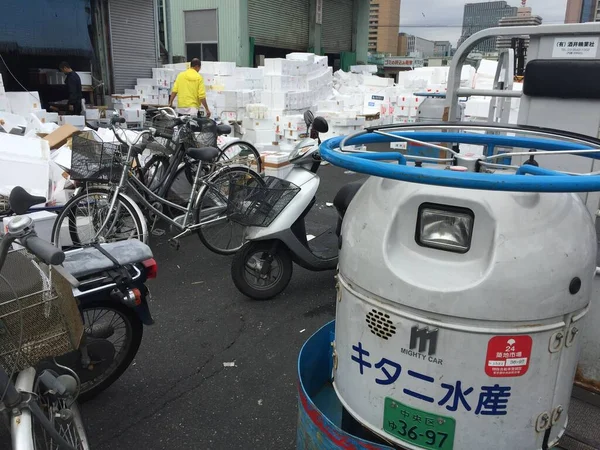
(231, 240, 293, 300)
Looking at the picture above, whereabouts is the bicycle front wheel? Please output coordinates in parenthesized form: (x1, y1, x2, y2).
(51, 187, 146, 250)
(195, 166, 264, 255)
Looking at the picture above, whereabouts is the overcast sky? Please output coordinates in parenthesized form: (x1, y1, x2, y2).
(399, 0, 568, 46)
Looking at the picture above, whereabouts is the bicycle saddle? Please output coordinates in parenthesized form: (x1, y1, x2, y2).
(186, 147, 219, 162)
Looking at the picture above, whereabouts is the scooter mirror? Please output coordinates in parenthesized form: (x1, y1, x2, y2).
(304, 110, 314, 129)
(312, 117, 329, 134)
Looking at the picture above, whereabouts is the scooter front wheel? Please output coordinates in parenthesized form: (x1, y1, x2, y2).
(231, 240, 293, 300)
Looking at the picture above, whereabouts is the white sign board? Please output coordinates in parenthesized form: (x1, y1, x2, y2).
(316, 0, 323, 24)
(552, 37, 599, 59)
(383, 57, 424, 69)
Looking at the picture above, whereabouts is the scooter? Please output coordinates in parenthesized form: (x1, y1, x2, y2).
(9, 186, 157, 402)
(231, 113, 363, 300)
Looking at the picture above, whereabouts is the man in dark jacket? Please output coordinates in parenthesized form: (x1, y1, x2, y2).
(59, 61, 83, 115)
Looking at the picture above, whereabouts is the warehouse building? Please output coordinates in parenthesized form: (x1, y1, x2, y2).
(0, 0, 160, 100)
(166, 0, 369, 70)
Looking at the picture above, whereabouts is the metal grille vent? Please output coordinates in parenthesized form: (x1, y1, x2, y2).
(366, 309, 396, 340)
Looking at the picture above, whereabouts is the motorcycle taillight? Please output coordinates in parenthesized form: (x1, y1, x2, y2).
(142, 258, 158, 279)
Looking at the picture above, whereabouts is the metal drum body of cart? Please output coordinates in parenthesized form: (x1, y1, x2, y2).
(296, 22, 600, 450)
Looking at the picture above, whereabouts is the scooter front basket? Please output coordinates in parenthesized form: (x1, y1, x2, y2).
(227, 176, 300, 227)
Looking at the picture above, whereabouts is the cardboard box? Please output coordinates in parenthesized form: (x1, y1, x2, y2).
(41, 124, 80, 150)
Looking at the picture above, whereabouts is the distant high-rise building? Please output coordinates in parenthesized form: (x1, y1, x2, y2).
(458, 1, 518, 53)
(397, 33, 435, 57)
(497, 1, 542, 49)
(434, 41, 453, 57)
(369, 0, 401, 55)
(565, 0, 598, 22)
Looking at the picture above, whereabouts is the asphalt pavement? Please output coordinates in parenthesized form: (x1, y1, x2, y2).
(81, 165, 365, 450)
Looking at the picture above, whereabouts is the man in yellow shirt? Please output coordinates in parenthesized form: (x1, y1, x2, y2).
(169, 58, 211, 117)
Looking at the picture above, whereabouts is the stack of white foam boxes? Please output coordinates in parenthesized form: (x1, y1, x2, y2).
(316, 99, 366, 141)
(112, 94, 144, 127)
(261, 53, 332, 117)
(391, 94, 422, 124)
(1, 90, 64, 131)
(201, 62, 262, 121)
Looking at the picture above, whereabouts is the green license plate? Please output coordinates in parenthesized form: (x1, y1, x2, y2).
(383, 398, 456, 450)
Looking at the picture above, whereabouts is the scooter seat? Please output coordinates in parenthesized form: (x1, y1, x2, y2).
(63, 240, 153, 278)
(334, 181, 365, 218)
(334, 181, 365, 238)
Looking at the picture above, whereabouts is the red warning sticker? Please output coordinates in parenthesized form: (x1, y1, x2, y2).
(485, 335, 533, 377)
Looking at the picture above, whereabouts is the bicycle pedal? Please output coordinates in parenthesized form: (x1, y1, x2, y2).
(168, 238, 181, 250)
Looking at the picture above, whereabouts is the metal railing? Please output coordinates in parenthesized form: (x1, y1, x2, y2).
(446, 22, 600, 120)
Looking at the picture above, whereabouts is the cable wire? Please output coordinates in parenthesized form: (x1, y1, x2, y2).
(0, 53, 48, 102)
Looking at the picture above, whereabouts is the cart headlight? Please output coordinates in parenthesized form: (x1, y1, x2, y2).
(416, 203, 474, 253)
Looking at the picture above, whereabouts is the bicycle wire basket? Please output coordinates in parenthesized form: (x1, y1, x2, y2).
(0, 247, 84, 373)
(227, 176, 300, 227)
(70, 133, 127, 183)
(180, 118, 218, 150)
(144, 114, 179, 155)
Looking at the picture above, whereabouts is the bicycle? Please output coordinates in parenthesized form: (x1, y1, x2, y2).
(140, 108, 263, 216)
(51, 116, 265, 255)
(0, 188, 89, 450)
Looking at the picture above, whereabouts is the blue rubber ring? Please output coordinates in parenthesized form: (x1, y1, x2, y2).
(319, 131, 600, 193)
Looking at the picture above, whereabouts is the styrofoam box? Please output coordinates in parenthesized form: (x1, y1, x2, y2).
(162, 62, 189, 71)
(58, 115, 85, 129)
(0, 133, 50, 198)
(6, 92, 41, 116)
(79, 72, 92, 86)
(287, 53, 315, 63)
(33, 110, 59, 123)
(213, 62, 236, 76)
(211, 76, 238, 91)
(263, 58, 309, 76)
(261, 92, 290, 110)
(137, 78, 157, 86)
(136, 85, 159, 96)
(120, 109, 144, 122)
(245, 128, 276, 144)
(242, 118, 274, 131)
(84, 108, 101, 120)
(0, 95, 8, 113)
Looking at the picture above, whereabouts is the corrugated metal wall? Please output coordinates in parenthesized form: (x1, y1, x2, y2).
(109, 0, 159, 93)
(248, 0, 309, 50)
(322, 0, 354, 53)
(168, 0, 243, 64)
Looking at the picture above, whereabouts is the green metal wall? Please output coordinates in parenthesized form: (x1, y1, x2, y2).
(168, 0, 249, 66)
(168, 0, 368, 67)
